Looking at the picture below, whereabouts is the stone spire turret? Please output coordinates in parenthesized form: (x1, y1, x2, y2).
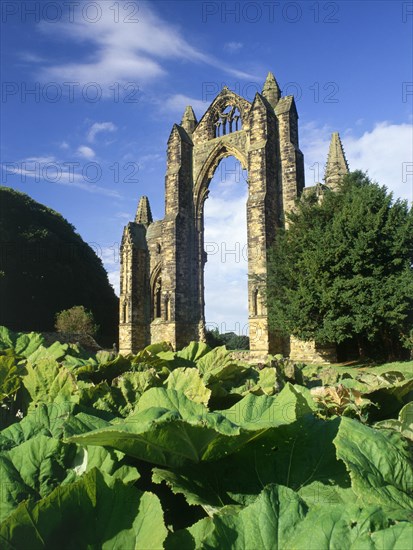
(135, 196, 153, 227)
(180, 105, 198, 134)
(324, 132, 349, 190)
(262, 72, 281, 108)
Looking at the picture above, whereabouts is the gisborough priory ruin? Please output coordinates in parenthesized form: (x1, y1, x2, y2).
(119, 72, 349, 363)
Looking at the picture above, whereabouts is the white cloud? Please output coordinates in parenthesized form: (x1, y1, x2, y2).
(21, 155, 56, 164)
(1, 157, 120, 198)
(160, 94, 208, 117)
(100, 246, 121, 296)
(37, 1, 257, 90)
(60, 141, 70, 150)
(224, 42, 243, 54)
(108, 270, 120, 296)
(301, 121, 413, 203)
(18, 52, 46, 63)
(87, 122, 117, 143)
(77, 145, 96, 159)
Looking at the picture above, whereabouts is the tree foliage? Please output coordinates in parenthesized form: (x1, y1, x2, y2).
(0, 187, 118, 345)
(205, 329, 249, 350)
(267, 171, 413, 359)
(55, 305, 98, 336)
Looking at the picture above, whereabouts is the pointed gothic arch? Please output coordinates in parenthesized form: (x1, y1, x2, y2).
(119, 75, 306, 355)
(194, 142, 248, 222)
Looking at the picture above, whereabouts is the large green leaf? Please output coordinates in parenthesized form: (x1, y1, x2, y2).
(111, 370, 163, 414)
(0, 327, 15, 351)
(25, 341, 69, 364)
(204, 484, 307, 549)
(22, 360, 78, 409)
(65, 444, 140, 486)
(0, 420, 139, 522)
(334, 416, 413, 512)
(252, 366, 279, 395)
(0, 468, 167, 549)
(0, 435, 74, 522)
(66, 389, 248, 467)
(375, 401, 413, 441)
(67, 385, 313, 468)
(0, 327, 45, 358)
(167, 485, 413, 550)
(367, 523, 413, 549)
(286, 503, 412, 550)
(153, 415, 352, 510)
(166, 517, 215, 550)
(129, 346, 172, 373)
(0, 402, 76, 450)
(76, 380, 122, 416)
(168, 484, 306, 549)
(196, 346, 248, 384)
(165, 367, 211, 405)
(157, 341, 211, 369)
(219, 383, 313, 429)
(0, 402, 114, 451)
(83, 354, 133, 383)
(13, 332, 45, 358)
(0, 356, 22, 402)
(176, 341, 211, 362)
(62, 409, 112, 438)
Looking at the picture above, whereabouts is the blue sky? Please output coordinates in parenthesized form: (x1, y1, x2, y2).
(1, 0, 412, 332)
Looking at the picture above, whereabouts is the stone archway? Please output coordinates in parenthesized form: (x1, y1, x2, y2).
(194, 146, 248, 338)
(119, 74, 305, 355)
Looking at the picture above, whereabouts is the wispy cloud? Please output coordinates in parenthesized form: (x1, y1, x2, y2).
(87, 122, 118, 143)
(18, 52, 47, 63)
(224, 42, 243, 54)
(37, 1, 257, 91)
(160, 94, 208, 117)
(1, 156, 120, 198)
(77, 145, 96, 159)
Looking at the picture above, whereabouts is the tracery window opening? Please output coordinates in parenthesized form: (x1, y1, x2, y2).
(214, 106, 241, 137)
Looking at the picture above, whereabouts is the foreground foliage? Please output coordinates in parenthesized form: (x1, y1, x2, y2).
(0, 326, 412, 549)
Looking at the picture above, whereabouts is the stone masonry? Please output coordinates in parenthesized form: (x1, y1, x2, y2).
(119, 72, 349, 363)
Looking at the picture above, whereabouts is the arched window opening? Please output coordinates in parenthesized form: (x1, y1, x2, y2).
(124, 249, 129, 293)
(214, 106, 242, 137)
(203, 156, 248, 342)
(253, 287, 259, 316)
(122, 300, 127, 323)
(164, 293, 170, 321)
(154, 278, 162, 319)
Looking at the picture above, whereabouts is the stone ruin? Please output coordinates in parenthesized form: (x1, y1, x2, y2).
(119, 72, 349, 362)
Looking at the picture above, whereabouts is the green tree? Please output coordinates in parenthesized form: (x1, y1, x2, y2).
(0, 187, 118, 346)
(267, 171, 413, 360)
(205, 328, 224, 348)
(205, 329, 250, 350)
(55, 305, 98, 336)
